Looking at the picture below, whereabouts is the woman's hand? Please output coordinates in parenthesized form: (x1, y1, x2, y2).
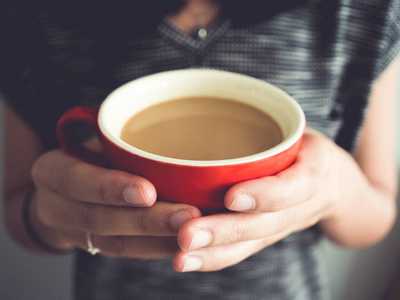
(29, 143, 202, 259)
(172, 58, 399, 272)
(172, 129, 396, 272)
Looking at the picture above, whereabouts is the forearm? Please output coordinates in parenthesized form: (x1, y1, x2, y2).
(320, 57, 399, 248)
(319, 146, 397, 248)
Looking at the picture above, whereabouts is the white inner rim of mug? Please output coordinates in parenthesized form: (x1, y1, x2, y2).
(99, 69, 305, 167)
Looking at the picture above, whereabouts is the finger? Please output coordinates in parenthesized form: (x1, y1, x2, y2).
(224, 132, 333, 212)
(68, 231, 178, 259)
(172, 235, 287, 272)
(32, 149, 156, 207)
(96, 235, 178, 259)
(36, 188, 202, 236)
(177, 203, 322, 251)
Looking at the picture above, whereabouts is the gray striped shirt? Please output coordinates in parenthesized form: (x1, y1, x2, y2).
(1, 0, 399, 299)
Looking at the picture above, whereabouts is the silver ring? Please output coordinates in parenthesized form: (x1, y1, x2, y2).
(86, 232, 100, 255)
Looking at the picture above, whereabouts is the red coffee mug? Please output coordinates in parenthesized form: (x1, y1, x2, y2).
(57, 69, 305, 213)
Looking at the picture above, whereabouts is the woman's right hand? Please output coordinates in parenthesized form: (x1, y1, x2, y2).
(29, 145, 202, 259)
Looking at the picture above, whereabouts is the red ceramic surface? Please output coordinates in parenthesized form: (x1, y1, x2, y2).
(56, 69, 305, 213)
(57, 105, 303, 212)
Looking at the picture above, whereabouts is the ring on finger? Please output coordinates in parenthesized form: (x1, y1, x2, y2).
(86, 232, 101, 255)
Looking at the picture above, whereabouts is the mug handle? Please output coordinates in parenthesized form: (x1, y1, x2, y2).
(56, 106, 107, 166)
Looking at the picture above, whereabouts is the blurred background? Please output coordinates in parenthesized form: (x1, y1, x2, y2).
(1, 62, 400, 299)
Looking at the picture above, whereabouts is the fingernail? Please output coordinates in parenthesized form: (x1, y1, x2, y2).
(189, 229, 212, 250)
(230, 192, 255, 211)
(169, 210, 192, 232)
(182, 256, 203, 272)
(123, 183, 148, 206)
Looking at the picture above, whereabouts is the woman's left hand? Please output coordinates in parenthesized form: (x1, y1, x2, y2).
(172, 58, 399, 272)
(172, 129, 342, 272)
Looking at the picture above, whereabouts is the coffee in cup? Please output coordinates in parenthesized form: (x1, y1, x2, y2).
(120, 96, 283, 161)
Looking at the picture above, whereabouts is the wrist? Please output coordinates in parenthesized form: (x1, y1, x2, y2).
(318, 146, 397, 247)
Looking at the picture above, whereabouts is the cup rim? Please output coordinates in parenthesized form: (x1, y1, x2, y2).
(99, 69, 306, 167)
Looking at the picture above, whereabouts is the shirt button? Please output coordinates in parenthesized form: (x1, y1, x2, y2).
(196, 28, 207, 39)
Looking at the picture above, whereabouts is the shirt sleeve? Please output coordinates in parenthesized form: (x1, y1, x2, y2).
(374, 0, 400, 79)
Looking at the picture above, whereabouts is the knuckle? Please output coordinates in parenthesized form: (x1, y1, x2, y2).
(59, 158, 92, 198)
(31, 150, 74, 189)
(229, 219, 248, 243)
(280, 210, 293, 231)
(56, 160, 81, 196)
(80, 206, 98, 231)
(268, 197, 284, 212)
(35, 200, 54, 227)
(110, 236, 126, 256)
(31, 154, 49, 185)
(268, 177, 287, 212)
(99, 176, 114, 205)
(136, 209, 153, 233)
(272, 213, 292, 236)
(38, 209, 55, 227)
(34, 190, 59, 227)
(30, 162, 41, 185)
(58, 172, 73, 196)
